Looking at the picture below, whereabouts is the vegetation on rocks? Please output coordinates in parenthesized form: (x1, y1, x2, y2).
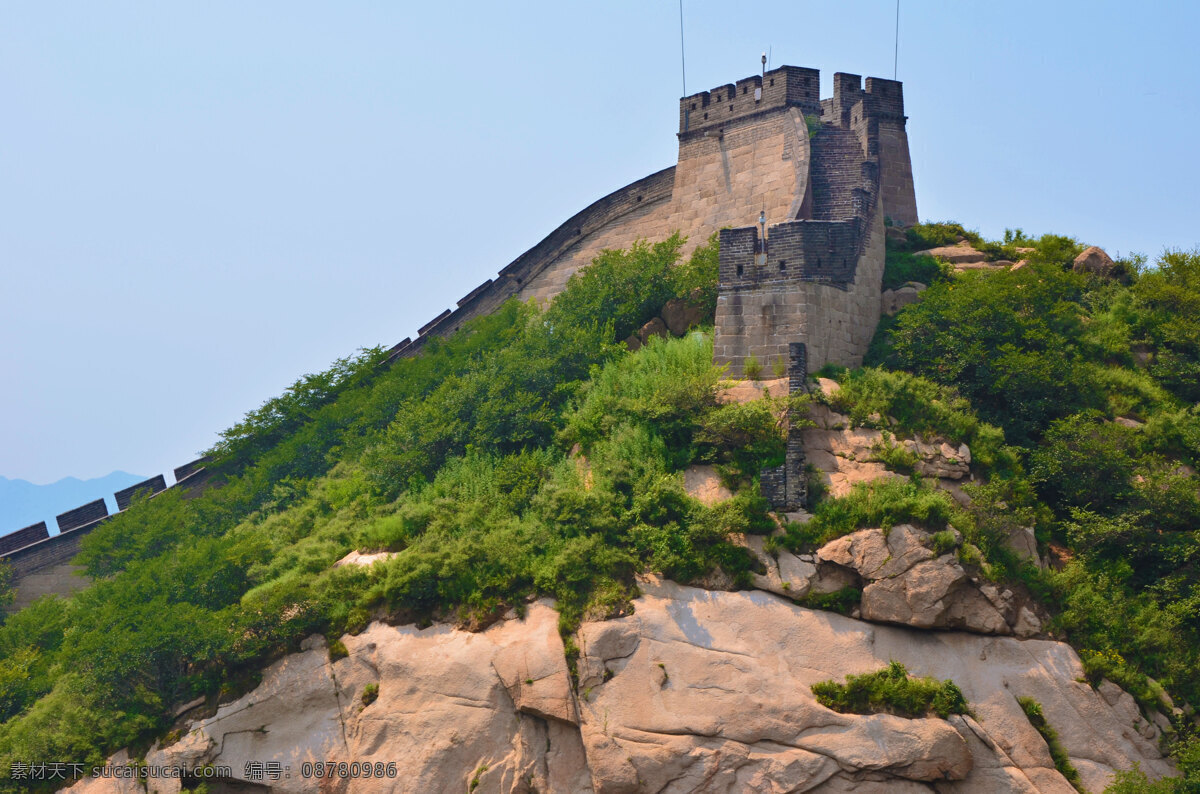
(812, 660, 970, 719)
(0, 218, 1198, 790)
(0, 235, 787, 787)
(1018, 696, 1083, 790)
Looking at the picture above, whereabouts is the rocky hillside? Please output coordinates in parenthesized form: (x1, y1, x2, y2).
(70, 580, 1171, 793)
(0, 226, 1196, 793)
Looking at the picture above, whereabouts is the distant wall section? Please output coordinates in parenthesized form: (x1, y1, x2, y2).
(0, 460, 213, 612)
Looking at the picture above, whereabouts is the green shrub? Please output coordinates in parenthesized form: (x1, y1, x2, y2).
(693, 396, 792, 481)
(785, 479, 962, 551)
(905, 221, 978, 250)
(882, 251, 950, 291)
(1129, 248, 1200, 402)
(361, 683, 379, 706)
(930, 530, 959, 557)
(743, 354, 763, 380)
(886, 262, 1099, 445)
(1017, 697, 1082, 790)
(796, 586, 861, 615)
(1029, 411, 1137, 515)
(873, 432, 920, 475)
(1104, 735, 1200, 792)
(812, 661, 969, 719)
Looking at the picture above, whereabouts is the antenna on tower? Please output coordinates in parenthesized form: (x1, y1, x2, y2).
(679, 0, 687, 96)
(894, 0, 901, 79)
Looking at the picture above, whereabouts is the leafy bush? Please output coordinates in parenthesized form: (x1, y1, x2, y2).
(1029, 411, 1137, 515)
(796, 585, 861, 615)
(743, 354, 763, 380)
(882, 250, 950, 291)
(885, 262, 1098, 445)
(784, 479, 962, 551)
(812, 661, 970, 719)
(1128, 249, 1200, 402)
(1105, 735, 1200, 792)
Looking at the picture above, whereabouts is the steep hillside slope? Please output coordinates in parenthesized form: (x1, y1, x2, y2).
(0, 226, 1197, 793)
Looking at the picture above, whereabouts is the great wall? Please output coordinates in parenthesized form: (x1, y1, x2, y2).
(0, 460, 211, 611)
(1, 64, 917, 609)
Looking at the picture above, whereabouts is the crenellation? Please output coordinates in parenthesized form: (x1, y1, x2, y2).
(1, 453, 219, 610)
(114, 474, 167, 511)
(864, 76, 905, 119)
(0, 522, 49, 556)
(56, 499, 107, 533)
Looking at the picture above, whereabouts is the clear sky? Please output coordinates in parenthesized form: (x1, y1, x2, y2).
(2, 1, 1197, 485)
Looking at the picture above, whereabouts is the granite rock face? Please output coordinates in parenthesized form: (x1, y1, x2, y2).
(574, 579, 1173, 794)
(69, 584, 1173, 794)
(70, 602, 591, 794)
(803, 404, 971, 498)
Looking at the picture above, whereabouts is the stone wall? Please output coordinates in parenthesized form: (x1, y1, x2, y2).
(387, 65, 864, 362)
(712, 69, 909, 377)
(713, 199, 885, 375)
(518, 104, 813, 303)
(0, 458, 212, 611)
(387, 66, 914, 374)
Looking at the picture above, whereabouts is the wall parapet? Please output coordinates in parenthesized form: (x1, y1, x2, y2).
(0, 456, 213, 580)
(679, 66, 821, 136)
(386, 166, 676, 364)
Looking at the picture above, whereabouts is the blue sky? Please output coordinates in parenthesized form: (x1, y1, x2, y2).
(1, 1, 1197, 485)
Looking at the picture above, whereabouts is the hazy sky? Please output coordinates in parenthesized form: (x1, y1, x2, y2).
(2, 1, 1197, 486)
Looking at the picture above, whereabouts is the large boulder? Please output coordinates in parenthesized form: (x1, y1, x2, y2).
(661, 292, 708, 336)
(817, 526, 1043, 637)
(683, 464, 733, 506)
(69, 583, 1175, 794)
(880, 282, 927, 316)
(574, 579, 1173, 794)
(76, 603, 592, 794)
(886, 224, 909, 245)
(637, 316, 669, 343)
(1073, 246, 1117, 277)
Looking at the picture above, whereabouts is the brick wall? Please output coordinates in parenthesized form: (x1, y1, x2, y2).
(0, 522, 49, 555)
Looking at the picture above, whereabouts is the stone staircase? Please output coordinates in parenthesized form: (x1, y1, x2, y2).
(809, 125, 864, 221)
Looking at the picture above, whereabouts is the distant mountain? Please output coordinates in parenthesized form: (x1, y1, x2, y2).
(0, 471, 147, 537)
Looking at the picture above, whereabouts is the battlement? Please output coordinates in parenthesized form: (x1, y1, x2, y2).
(825, 73, 906, 129)
(864, 76, 904, 118)
(679, 66, 820, 135)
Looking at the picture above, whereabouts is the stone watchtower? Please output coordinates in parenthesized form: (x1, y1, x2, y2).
(711, 71, 917, 376)
(385, 65, 916, 363)
(386, 64, 916, 390)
